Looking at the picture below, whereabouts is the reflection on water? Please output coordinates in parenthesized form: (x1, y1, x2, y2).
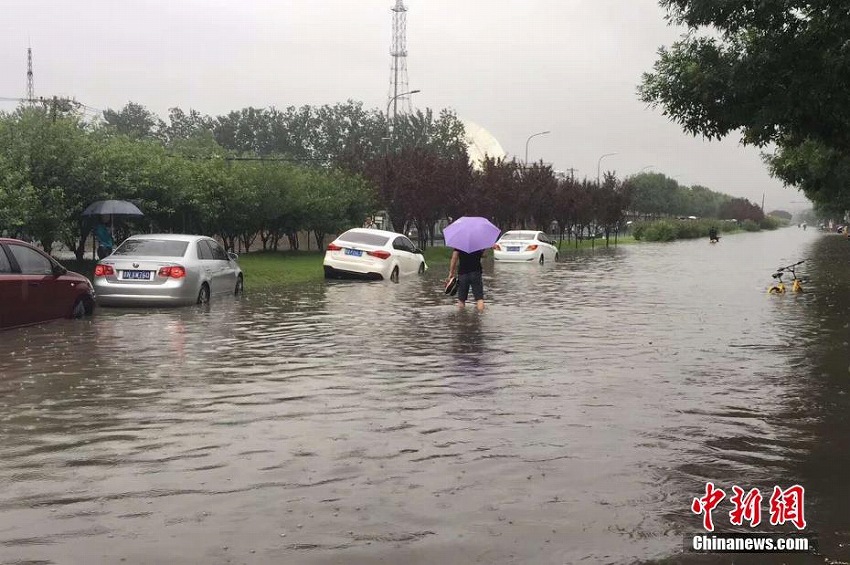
(1, 228, 848, 564)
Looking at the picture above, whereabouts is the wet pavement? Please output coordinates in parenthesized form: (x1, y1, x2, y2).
(1, 227, 848, 564)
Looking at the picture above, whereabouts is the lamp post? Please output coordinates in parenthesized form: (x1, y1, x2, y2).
(525, 130, 551, 165)
(597, 152, 618, 186)
(386, 89, 421, 138)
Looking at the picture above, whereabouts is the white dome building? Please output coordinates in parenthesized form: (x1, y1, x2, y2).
(461, 119, 507, 170)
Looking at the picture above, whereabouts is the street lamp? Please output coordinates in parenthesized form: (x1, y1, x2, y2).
(597, 152, 618, 185)
(386, 89, 421, 136)
(525, 130, 551, 165)
(639, 165, 655, 173)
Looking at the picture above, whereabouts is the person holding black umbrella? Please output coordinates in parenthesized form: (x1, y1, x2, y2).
(94, 215, 114, 258)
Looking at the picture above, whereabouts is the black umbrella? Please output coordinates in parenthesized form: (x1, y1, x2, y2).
(82, 200, 144, 259)
(82, 200, 144, 217)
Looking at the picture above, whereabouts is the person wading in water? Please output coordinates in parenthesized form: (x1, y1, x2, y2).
(447, 248, 486, 312)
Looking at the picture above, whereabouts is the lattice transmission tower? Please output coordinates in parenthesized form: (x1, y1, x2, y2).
(388, 0, 412, 120)
(26, 46, 35, 103)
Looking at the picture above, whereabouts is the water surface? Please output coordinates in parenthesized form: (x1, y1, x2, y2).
(1, 227, 848, 564)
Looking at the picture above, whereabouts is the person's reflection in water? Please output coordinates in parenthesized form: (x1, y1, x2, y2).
(450, 309, 487, 373)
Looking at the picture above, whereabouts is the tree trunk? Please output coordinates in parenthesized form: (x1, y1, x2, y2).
(286, 230, 299, 251)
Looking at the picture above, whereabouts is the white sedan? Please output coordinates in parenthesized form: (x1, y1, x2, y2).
(493, 230, 559, 264)
(323, 228, 427, 282)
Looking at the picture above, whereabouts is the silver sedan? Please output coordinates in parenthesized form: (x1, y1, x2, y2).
(94, 234, 243, 307)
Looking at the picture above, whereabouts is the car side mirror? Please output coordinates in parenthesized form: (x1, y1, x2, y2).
(414, 247, 423, 254)
(52, 264, 68, 277)
(227, 251, 239, 261)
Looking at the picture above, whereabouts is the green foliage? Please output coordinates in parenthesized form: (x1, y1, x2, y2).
(767, 209, 792, 221)
(102, 102, 163, 140)
(642, 1, 850, 212)
(0, 109, 377, 255)
(628, 172, 731, 218)
(636, 220, 678, 242)
(1, 97, 780, 257)
(631, 217, 777, 241)
(760, 215, 784, 230)
(740, 219, 760, 232)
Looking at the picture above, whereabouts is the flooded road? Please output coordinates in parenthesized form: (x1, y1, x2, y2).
(1, 227, 848, 564)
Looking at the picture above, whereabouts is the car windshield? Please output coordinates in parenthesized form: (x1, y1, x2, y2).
(337, 231, 390, 247)
(502, 232, 537, 240)
(112, 239, 189, 257)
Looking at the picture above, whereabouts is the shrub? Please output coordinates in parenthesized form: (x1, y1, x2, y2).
(741, 219, 760, 232)
(641, 220, 678, 241)
(760, 216, 783, 230)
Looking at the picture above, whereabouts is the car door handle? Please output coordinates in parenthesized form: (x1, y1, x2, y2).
(28, 282, 40, 287)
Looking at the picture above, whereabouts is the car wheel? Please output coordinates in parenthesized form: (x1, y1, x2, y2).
(234, 275, 244, 295)
(418, 262, 425, 275)
(197, 283, 210, 305)
(390, 266, 399, 283)
(70, 298, 86, 319)
(555, 253, 559, 262)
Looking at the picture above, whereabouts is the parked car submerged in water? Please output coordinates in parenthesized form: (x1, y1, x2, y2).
(323, 228, 427, 281)
(93, 234, 243, 307)
(493, 230, 559, 264)
(0, 238, 95, 330)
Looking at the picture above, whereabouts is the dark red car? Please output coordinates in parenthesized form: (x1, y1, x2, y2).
(0, 238, 96, 330)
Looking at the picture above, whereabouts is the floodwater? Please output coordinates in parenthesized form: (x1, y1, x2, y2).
(1, 227, 849, 565)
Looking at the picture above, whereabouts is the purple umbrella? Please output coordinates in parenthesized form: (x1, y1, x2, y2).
(443, 216, 501, 253)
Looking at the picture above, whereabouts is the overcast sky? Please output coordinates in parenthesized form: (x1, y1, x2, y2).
(0, 0, 809, 211)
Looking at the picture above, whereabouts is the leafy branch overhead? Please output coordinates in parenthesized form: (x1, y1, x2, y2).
(641, 0, 850, 209)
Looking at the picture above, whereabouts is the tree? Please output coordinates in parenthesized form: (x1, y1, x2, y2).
(521, 162, 558, 231)
(475, 157, 521, 231)
(768, 210, 793, 221)
(0, 108, 103, 255)
(640, 1, 850, 209)
(102, 102, 163, 140)
(719, 197, 764, 222)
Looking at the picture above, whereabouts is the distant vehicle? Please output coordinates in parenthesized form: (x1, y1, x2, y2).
(493, 230, 559, 264)
(93, 234, 243, 307)
(323, 228, 427, 281)
(0, 238, 95, 330)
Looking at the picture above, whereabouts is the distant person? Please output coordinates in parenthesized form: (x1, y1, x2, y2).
(708, 226, 719, 243)
(448, 248, 486, 312)
(94, 215, 114, 259)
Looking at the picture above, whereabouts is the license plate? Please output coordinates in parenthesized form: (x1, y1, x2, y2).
(507, 246, 520, 252)
(122, 270, 151, 280)
(345, 248, 363, 257)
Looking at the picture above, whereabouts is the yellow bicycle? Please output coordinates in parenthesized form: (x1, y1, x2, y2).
(767, 260, 805, 294)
